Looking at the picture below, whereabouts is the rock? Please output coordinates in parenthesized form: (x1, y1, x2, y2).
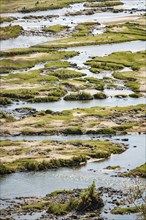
(121, 138, 128, 141)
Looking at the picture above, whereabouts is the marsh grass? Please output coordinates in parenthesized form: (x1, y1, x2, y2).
(0, 25, 23, 40)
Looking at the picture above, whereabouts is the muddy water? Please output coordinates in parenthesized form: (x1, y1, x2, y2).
(0, 134, 145, 199)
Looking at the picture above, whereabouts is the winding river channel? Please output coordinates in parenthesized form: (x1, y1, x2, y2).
(0, 0, 146, 219)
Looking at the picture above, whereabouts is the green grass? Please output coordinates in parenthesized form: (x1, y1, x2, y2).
(125, 81, 140, 92)
(111, 206, 142, 214)
(0, 16, 16, 23)
(85, 77, 104, 90)
(0, 112, 15, 122)
(86, 51, 146, 73)
(129, 93, 143, 98)
(72, 22, 99, 37)
(107, 20, 146, 37)
(1, 86, 67, 102)
(34, 19, 146, 49)
(2, 69, 59, 84)
(94, 92, 107, 99)
(22, 182, 103, 215)
(51, 69, 86, 79)
(23, 201, 50, 210)
(45, 61, 71, 69)
(85, 1, 124, 8)
(127, 164, 146, 178)
(0, 50, 78, 73)
(43, 24, 68, 33)
(0, 155, 87, 174)
(0, 97, 12, 105)
(35, 32, 145, 49)
(0, 25, 23, 40)
(0, 137, 128, 174)
(0, 0, 98, 13)
(64, 91, 93, 100)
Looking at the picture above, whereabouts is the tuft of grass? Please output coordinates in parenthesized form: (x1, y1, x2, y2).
(0, 25, 23, 40)
(43, 24, 68, 33)
(111, 206, 142, 214)
(127, 164, 146, 178)
(64, 92, 93, 101)
(94, 92, 107, 99)
(85, 1, 124, 8)
(51, 69, 86, 79)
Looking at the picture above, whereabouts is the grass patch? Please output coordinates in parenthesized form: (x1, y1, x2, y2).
(0, 25, 23, 40)
(85, 1, 123, 8)
(86, 51, 146, 73)
(35, 32, 145, 49)
(0, 0, 98, 13)
(64, 91, 93, 100)
(43, 24, 68, 33)
(94, 92, 107, 99)
(127, 164, 146, 178)
(111, 206, 142, 214)
(0, 16, 16, 23)
(51, 69, 86, 79)
(45, 61, 71, 69)
(0, 51, 78, 73)
(0, 97, 12, 105)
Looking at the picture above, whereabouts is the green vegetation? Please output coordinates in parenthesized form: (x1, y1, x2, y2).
(86, 51, 146, 73)
(86, 51, 145, 92)
(49, 181, 103, 215)
(94, 92, 107, 99)
(111, 206, 143, 214)
(77, 181, 104, 211)
(1, 88, 38, 100)
(85, 1, 124, 8)
(51, 69, 86, 79)
(0, 112, 15, 122)
(35, 33, 145, 49)
(1, 86, 67, 102)
(23, 201, 50, 210)
(0, 51, 78, 73)
(0, 25, 23, 40)
(0, 155, 87, 175)
(105, 165, 121, 170)
(0, 97, 12, 105)
(85, 77, 104, 90)
(22, 182, 103, 216)
(125, 81, 140, 92)
(0, 138, 127, 174)
(129, 93, 143, 98)
(64, 91, 93, 100)
(0, 0, 98, 13)
(106, 19, 146, 37)
(35, 18, 146, 49)
(72, 22, 99, 37)
(45, 61, 71, 69)
(1, 69, 58, 84)
(1, 105, 145, 135)
(127, 164, 146, 178)
(62, 127, 83, 135)
(43, 24, 68, 33)
(0, 16, 16, 23)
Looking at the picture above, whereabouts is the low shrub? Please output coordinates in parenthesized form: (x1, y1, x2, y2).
(64, 92, 93, 101)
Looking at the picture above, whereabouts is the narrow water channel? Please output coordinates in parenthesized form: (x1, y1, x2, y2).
(0, 134, 145, 199)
